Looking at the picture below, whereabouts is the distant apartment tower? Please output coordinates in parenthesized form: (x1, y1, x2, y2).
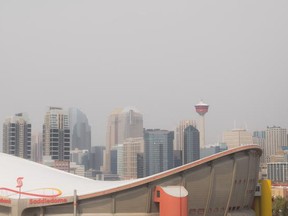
(183, 125, 200, 164)
(175, 120, 197, 151)
(265, 126, 287, 163)
(105, 107, 143, 173)
(144, 129, 174, 176)
(43, 107, 70, 161)
(31, 132, 43, 163)
(2, 113, 31, 159)
(69, 107, 91, 151)
(222, 129, 253, 149)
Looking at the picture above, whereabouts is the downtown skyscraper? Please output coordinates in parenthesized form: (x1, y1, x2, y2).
(122, 137, 144, 179)
(175, 120, 197, 151)
(222, 128, 253, 149)
(144, 129, 174, 176)
(105, 107, 143, 173)
(69, 107, 91, 151)
(184, 125, 200, 164)
(2, 113, 31, 159)
(43, 107, 70, 161)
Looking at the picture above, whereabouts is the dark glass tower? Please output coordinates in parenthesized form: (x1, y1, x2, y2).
(144, 129, 174, 176)
(184, 125, 200, 164)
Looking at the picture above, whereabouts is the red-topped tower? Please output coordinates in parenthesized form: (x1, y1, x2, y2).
(195, 100, 209, 148)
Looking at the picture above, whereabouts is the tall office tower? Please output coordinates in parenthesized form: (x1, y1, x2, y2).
(253, 131, 266, 164)
(122, 137, 144, 179)
(69, 107, 91, 151)
(175, 120, 197, 151)
(183, 125, 200, 164)
(137, 153, 144, 178)
(195, 100, 209, 148)
(117, 107, 143, 143)
(265, 126, 287, 163)
(222, 129, 253, 149)
(89, 146, 105, 172)
(110, 148, 118, 175)
(43, 107, 70, 161)
(31, 132, 43, 163)
(3, 113, 31, 159)
(144, 129, 174, 176)
(104, 108, 122, 173)
(200, 144, 228, 159)
(109, 145, 124, 177)
(105, 107, 143, 173)
(173, 150, 182, 168)
(70, 148, 89, 165)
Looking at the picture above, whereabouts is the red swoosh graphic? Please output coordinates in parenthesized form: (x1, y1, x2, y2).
(0, 187, 62, 198)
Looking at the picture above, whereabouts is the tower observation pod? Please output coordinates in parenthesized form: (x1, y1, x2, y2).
(195, 100, 209, 148)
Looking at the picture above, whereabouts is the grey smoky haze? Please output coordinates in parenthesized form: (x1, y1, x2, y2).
(0, 1, 287, 148)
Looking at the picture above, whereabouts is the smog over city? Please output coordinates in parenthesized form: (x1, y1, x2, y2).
(0, 1, 287, 147)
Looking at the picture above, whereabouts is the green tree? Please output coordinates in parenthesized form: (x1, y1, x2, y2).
(272, 196, 288, 216)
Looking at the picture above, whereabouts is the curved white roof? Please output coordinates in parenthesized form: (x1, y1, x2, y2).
(0, 145, 262, 201)
(0, 153, 137, 199)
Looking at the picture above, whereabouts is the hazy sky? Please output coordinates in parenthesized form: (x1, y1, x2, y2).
(0, 1, 287, 147)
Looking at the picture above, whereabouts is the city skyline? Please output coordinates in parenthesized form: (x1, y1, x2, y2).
(0, 1, 287, 148)
(0, 105, 287, 149)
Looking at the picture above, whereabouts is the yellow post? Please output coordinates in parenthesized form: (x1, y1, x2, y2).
(253, 182, 261, 216)
(260, 179, 272, 216)
(253, 196, 261, 216)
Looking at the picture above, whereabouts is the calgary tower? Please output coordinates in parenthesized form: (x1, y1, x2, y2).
(195, 100, 209, 148)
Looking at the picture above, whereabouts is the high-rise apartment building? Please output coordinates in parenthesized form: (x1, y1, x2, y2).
(31, 132, 43, 163)
(265, 126, 287, 163)
(2, 113, 31, 159)
(222, 129, 253, 149)
(175, 120, 197, 151)
(69, 107, 91, 151)
(144, 129, 174, 176)
(105, 107, 143, 173)
(183, 125, 200, 164)
(43, 107, 70, 161)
